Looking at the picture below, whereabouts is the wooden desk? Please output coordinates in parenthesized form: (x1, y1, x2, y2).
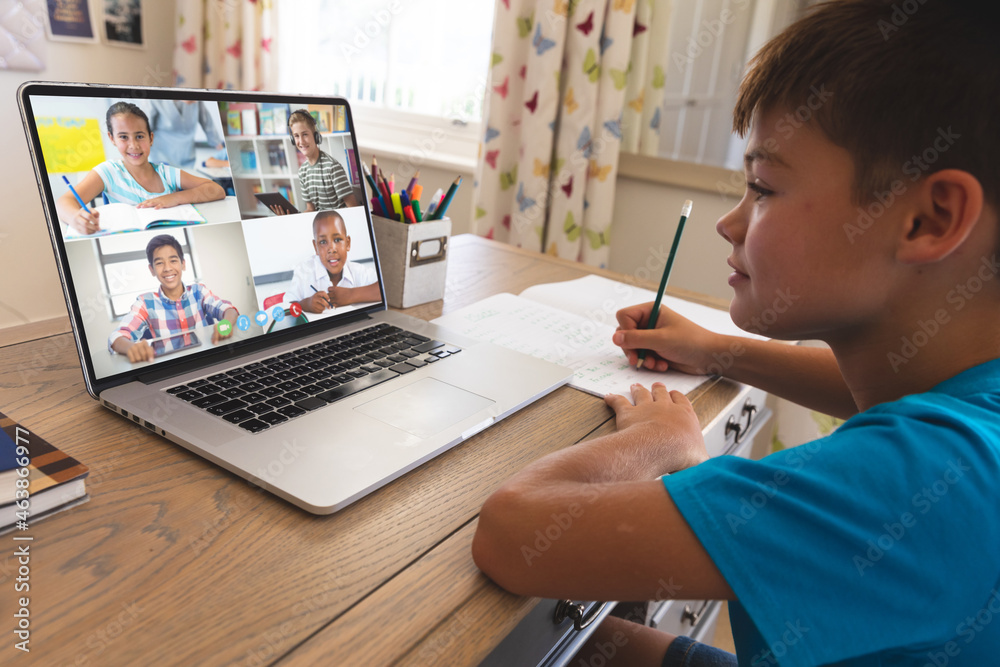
(0, 235, 741, 666)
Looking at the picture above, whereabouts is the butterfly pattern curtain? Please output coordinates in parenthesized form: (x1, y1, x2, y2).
(173, 0, 276, 90)
(475, 0, 673, 267)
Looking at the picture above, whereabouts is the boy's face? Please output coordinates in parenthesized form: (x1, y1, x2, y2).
(716, 108, 898, 341)
(109, 113, 153, 167)
(313, 216, 351, 277)
(290, 121, 319, 160)
(148, 244, 185, 292)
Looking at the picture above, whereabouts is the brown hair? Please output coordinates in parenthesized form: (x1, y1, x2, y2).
(288, 108, 317, 133)
(733, 0, 999, 206)
(106, 101, 151, 135)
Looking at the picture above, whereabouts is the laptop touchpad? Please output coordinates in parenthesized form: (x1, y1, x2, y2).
(355, 378, 495, 439)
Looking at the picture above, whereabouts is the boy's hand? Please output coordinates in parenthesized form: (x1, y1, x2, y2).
(328, 285, 354, 307)
(268, 204, 291, 216)
(304, 292, 330, 313)
(70, 208, 101, 235)
(605, 383, 708, 471)
(613, 303, 723, 375)
(125, 340, 155, 363)
(137, 193, 183, 209)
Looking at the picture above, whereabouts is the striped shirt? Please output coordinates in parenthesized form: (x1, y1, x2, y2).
(93, 160, 182, 205)
(108, 282, 234, 353)
(298, 151, 351, 210)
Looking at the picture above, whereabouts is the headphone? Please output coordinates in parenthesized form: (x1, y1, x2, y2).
(288, 109, 322, 145)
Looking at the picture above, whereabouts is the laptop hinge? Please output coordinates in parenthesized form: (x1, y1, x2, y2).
(135, 311, 374, 385)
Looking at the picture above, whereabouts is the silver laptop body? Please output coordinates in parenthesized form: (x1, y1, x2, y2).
(19, 81, 571, 514)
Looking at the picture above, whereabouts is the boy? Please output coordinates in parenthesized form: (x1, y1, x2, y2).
(56, 101, 225, 236)
(472, 1, 1000, 665)
(284, 210, 380, 314)
(109, 235, 238, 363)
(272, 109, 359, 214)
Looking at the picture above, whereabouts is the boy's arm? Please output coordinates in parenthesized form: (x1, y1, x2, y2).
(472, 384, 734, 602)
(108, 304, 154, 362)
(329, 281, 381, 307)
(110, 337, 154, 363)
(138, 171, 225, 209)
(341, 191, 360, 207)
(614, 303, 857, 419)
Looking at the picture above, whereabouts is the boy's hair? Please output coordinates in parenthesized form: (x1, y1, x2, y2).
(733, 0, 999, 207)
(312, 210, 346, 238)
(146, 235, 184, 266)
(288, 109, 318, 133)
(106, 101, 152, 135)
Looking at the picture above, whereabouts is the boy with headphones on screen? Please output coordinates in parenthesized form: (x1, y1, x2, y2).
(273, 109, 359, 214)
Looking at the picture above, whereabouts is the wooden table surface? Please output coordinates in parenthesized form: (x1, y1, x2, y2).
(0, 235, 739, 666)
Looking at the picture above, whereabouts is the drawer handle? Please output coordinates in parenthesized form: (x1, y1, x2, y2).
(553, 600, 611, 631)
(682, 600, 711, 626)
(725, 399, 758, 445)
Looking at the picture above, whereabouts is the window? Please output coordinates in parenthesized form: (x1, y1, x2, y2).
(276, 1, 496, 123)
(650, 0, 810, 169)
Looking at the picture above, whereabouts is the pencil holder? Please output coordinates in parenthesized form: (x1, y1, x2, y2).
(371, 215, 451, 309)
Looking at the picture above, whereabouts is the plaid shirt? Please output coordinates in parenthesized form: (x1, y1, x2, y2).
(108, 282, 234, 353)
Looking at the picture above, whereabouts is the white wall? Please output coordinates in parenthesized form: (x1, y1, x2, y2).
(609, 176, 740, 302)
(0, 1, 175, 332)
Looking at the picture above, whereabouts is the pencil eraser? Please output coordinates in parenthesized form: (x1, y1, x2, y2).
(681, 200, 693, 217)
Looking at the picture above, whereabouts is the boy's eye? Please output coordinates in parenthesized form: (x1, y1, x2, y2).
(746, 181, 773, 200)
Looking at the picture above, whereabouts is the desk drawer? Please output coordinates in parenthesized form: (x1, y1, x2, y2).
(703, 385, 770, 458)
(479, 599, 615, 667)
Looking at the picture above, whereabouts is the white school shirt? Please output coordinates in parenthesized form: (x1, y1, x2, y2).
(284, 256, 377, 304)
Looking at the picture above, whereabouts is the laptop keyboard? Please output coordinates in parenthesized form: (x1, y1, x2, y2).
(163, 323, 461, 434)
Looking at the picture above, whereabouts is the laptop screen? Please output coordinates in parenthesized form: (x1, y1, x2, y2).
(19, 84, 384, 390)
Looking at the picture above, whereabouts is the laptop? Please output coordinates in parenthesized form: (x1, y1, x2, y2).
(18, 82, 572, 514)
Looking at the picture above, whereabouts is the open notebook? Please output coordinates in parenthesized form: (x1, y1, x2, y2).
(433, 274, 766, 398)
(64, 202, 205, 238)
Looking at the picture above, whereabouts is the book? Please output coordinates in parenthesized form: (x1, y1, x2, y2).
(335, 106, 347, 131)
(0, 410, 89, 535)
(241, 109, 258, 136)
(432, 275, 766, 399)
(240, 148, 257, 171)
(226, 110, 242, 135)
(65, 202, 206, 238)
(260, 109, 274, 135)
(345, 148, 359, 184)
(271, 106, 288, 133)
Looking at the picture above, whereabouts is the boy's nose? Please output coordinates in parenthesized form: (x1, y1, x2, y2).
(716, 204, 747, 245)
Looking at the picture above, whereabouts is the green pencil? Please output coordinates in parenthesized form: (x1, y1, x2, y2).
(637, 199, 693, 370)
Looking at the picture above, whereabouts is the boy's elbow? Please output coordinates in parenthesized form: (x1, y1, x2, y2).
(473, 487, 537, 596)
(208, 183, 225, 201)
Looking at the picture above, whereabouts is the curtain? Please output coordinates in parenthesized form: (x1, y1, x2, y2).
(475, 0, 672, 268)
(173, 0, 277, 91)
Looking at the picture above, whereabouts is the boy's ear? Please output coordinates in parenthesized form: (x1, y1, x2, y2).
(896, 169, 984, 265)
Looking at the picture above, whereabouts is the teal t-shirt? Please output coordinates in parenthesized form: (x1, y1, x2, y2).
(664, 358, 1000, 666)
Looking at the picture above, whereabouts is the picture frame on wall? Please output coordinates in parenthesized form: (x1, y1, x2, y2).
(102, 0, 142, 48)
(44, 0, 99, 43)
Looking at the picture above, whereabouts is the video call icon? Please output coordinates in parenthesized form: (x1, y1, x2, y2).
(216, 319, 232, 337)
